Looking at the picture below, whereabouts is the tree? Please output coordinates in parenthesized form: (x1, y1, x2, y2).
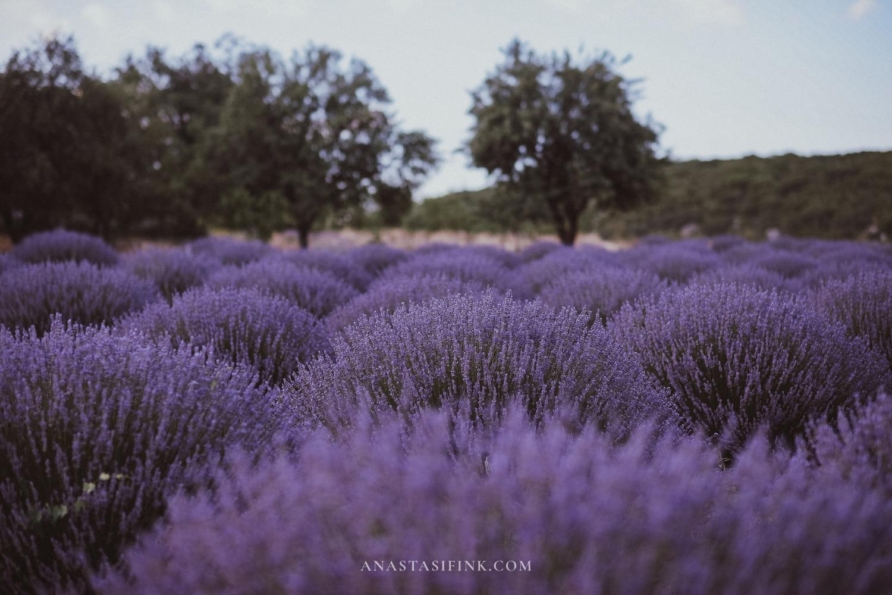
(466, 39, 664, 246)
(203, 42, 438, 248)
(112, 40, 235, 237)
(0, 36, 149, 242)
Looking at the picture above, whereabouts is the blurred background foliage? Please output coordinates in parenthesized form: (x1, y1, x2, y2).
(407, 151, 892, 241)
(2, 35, 889, 246)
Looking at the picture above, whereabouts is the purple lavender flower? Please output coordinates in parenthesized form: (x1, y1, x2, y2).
(811, 269, 892, 372)
(0, 262, 159, 335)
(378, 250, 514, 292)
(0, 321, 282, 593)
(462, 245, 523, 269)
(539, 267, 666, 325)
(123, 287, 330, 385)
(292, 291, 670, 438)
(618, 243, 721, 283)
(611, 283, 891, 454)
(688, 263, 794, 292)
(507, 246, 620, 298)
(186, 236, 272, 266)
(276, 249, 374, 290)
(11, 229, 119, 266)
(123, 248, 220, 300)
(348, 243, 409, 278)
(518, 240, 563, 263)
(99, 406, 892, 595)
(0, 254, 22, 276)
(207, 260, 358, 318)
(326, 274, 489, 332)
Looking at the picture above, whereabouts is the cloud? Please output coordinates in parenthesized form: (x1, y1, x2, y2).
(81, 3, 111, 30)
(671, 0, 744, 25)
(848, 0, 877, 19)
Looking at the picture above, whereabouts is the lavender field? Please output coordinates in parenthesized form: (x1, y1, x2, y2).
(2, 230, 892, 594)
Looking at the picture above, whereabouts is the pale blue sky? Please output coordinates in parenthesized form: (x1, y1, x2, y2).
(1, 0, 890, 198)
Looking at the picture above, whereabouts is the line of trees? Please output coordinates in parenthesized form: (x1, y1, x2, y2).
(0, 36, 438, 247)
(1, 36, 663, 246)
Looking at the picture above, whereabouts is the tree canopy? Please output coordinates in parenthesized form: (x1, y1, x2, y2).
(466, 39, 664, 245)
(198, 42, 438, 246)
(0, 36, 437, 247)
(0, 37, 154, 243)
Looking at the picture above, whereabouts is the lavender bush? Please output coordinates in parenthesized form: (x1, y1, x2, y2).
(326, 273, 488, 332)
(508, 246, 619, 297)
(518, 240, 563, 263)
(276, 249, 374, 290)
(539, 267, 666, 325)
(124, 287, 329, 386)
(381, 250, 514, 293)
(810, 391, 892, 496)
(0, 321, 281, 593)
(348, 243, 409, 278)
(11, 229, 119, 266)
(0, 262, 158, 335)
(811, 269, 892, 372)
(611, 283, 890, 454)
(123, 248, 220, 301)
(618, 243, 721, 283)
(292, 292, 670, 438)
(207, 260, 358, 318)
(0, 254, 22, 276)
(688, 264, 793, 292)
(186, 237, 271, 266)
(98, 407, 892, 595)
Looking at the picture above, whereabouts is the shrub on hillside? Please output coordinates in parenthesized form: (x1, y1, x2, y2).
(0, 262, 158, 335)
(0, 322, 281, 593)
(11, 229, 119, 266)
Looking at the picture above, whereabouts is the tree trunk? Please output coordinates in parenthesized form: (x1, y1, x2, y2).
(297, 226, 310, 249)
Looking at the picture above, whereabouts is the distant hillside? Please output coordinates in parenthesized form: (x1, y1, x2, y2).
(407, 151, 892, 240)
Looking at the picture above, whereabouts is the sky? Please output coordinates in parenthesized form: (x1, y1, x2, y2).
(1, 0, 890, 199)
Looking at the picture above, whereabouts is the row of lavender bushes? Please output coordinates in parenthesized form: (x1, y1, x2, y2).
(1, 229, 891, 594)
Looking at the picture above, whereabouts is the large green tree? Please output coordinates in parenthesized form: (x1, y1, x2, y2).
(0, 37, 150, 242)
(203, 43, 438, 247)
(467, 39, 664, 245)
(113, 41, 235, 236)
